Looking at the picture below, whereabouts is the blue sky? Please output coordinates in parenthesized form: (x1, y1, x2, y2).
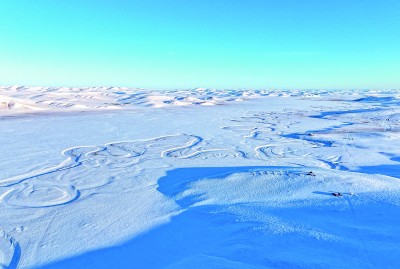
(0, 0, 399, 89)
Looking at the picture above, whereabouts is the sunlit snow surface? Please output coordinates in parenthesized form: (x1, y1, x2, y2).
(1, 87, 400, 268)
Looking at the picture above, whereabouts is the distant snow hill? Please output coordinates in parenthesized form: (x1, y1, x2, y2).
(2, 86, 398, 116)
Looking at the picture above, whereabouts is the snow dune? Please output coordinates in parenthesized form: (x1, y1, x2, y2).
(0, 87, 400, 268)
(2, 85, 397, 115)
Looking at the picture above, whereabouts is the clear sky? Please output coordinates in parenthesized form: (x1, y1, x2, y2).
(0, 0, 399, 89)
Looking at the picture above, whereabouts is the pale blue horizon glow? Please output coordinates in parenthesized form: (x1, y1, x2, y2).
(0, 0, 399, 89)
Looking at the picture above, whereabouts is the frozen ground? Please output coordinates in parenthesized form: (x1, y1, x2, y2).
(0, 87, 400, 268)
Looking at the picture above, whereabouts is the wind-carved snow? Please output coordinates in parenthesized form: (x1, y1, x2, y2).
(0, 134, 246, 209)
(0, 88, 400, 268)
(2, 85, 399, 115)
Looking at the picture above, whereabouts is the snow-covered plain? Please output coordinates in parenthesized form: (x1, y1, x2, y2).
(1, 86, 400, 268)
